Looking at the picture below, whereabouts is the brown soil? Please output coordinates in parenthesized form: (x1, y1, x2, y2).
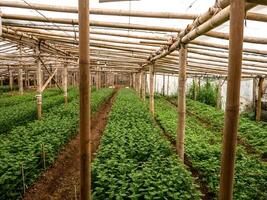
(23, 90, 117, 200)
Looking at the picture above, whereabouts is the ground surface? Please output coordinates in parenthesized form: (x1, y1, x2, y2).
(23, 90, 117, 200)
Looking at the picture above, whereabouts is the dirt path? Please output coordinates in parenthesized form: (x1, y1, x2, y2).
(23, 91, 117, 200)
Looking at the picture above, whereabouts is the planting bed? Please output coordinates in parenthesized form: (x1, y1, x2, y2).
(92, 89, 201, 199)
(0, 88, 114, 199)
(154, 97, 267, 199)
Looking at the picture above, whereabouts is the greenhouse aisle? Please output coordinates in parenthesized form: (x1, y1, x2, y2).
(22, 90, 117, 200)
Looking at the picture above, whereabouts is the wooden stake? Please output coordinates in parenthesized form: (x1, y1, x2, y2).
(256, 77, 264, 121)
(149, 64, 155, 115)
(219, 0, 245, 199)
(177, 44, 187, 162)
(36, 45, 42, 120)
(78, 0, 91, 199)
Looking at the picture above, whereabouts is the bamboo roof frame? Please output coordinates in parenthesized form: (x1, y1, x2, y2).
(0, 0, 266, 78)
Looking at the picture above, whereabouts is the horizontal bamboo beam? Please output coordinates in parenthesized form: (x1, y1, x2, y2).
(2, 13, 181, 32)
(1, 0, 265, 22)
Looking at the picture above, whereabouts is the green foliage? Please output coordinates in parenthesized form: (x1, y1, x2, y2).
(93, 89, 201, 200)
(0, 88, 78, 135)
(0, 88, 61, 108)
(154, 97, 267, 199)
(0, 88, 114, 199)
(0, 85, 18, 94)
(188, 79, 218, 107)
(186, 99, 267, 158)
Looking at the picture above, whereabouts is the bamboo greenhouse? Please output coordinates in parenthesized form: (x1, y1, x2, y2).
(0, 0, 266, 200)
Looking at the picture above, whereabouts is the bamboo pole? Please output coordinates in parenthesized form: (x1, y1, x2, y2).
(149, 64, 155, 115)
(36, 45, 42, 120)
(18, 68, 23, 94)
(9, 70, 13, 91)
(41, 68, 58, 92)
(142, 71, 146, 101)
(133, 73, 136, 90)
(2, 13, 181, 32)
(256, 77, 264, 121)
(253, 78, 257, 112)
(19, 46, 23, 94)
(63, 62, 68, 103)
(219, 0, 245, 199)
(177, 45, 187, 162)
(1, 0, 265, 21)
(78, 0, 91, 199)
(139, 72, 142, 98)
(162, 74, 165, 96)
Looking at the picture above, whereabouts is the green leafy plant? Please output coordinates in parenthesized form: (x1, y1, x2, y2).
(0, 88, 114, 199)
(153, 97, 267, 199)
(187, 79, 218, 107)
(93, 89, 201, 199)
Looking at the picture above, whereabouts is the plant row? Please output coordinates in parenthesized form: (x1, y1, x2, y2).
(92, 89, 201, 199)
(185, 98, 267, 158)
(0, 88, 61, 108)
(0, 88, 114, 200)
(0, 85, 18, 94)
(0, 88, 78, 135)
(154, 97, 267, 199)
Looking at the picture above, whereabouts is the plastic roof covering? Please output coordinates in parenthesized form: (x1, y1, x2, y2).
(0, 0, 267, 77)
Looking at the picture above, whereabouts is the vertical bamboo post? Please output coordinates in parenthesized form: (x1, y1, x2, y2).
(193, 77, 197, 100)
(95, 69, 99, 90)
(139, 72, 142, 97)
(252, 78, 256, 113)
(25, 70, 29, 89)
(198, 77, 201, 94)
(217, 78, 222, 109)
(33, 73, 36, 87)
(256, 77, 264, 122)
(0, 76, 3, 86)
(149, 64, 155, 115)
(133, 73, 136, 91)
(18, 68, 23, 94)
(78, 0, 91, 199)
(9, 70, 13, 91)
(63, 61, 68, 104)
(36, 45, 42, 120)
(142, 71, 146, 101)
(19, 46, 23, 95)
(219, 0, 245, 199)
(100, 71, 102, 88)
(177, 44, 187, 162)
